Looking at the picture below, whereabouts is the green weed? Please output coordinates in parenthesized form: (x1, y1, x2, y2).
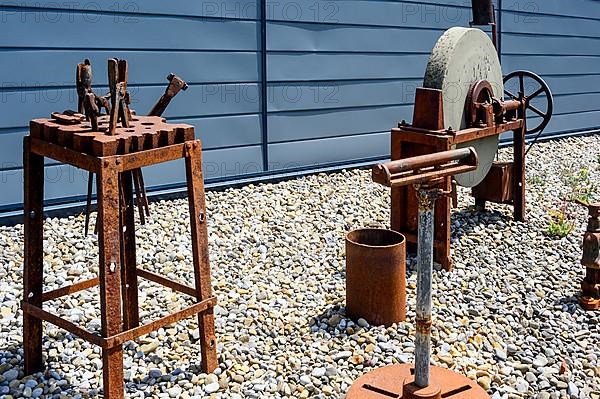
(545, 205, 575, 238)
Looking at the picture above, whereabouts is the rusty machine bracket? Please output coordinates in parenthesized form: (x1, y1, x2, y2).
(348, 148, 489, 399)
(577, 200, 600, 310)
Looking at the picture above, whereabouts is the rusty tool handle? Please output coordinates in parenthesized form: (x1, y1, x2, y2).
(76, 59, 92, 114)
(107, 58, 120, 135)
(372, 147, 478, 188)
(149, 74, 188, 117)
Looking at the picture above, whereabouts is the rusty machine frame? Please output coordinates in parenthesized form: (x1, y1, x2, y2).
(389, 73, 552, 270)
(23, 59, 217, 399)
(388, 0, 553, 271)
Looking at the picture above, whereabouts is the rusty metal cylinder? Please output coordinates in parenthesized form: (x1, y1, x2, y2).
(346, 228, 406, 327)
(471, 0, 495, 25)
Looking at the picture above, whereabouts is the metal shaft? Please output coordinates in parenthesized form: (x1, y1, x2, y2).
(415, 188, 436, 388)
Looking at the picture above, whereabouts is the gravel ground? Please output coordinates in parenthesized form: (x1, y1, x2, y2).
(1, 135, 599, 399)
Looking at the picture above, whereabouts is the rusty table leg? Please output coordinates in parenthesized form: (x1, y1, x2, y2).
(23, 136, 45, 375)
(120, 171, 140, 329)
(513, 126, 526, 222)
(97, 159, 125, 398)
(185, 141, 218, 373)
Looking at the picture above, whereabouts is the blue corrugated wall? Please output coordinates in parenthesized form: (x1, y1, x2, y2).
(0, 0, 598, 214)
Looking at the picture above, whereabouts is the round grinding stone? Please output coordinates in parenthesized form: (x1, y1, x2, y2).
(423, 27, 503, 187)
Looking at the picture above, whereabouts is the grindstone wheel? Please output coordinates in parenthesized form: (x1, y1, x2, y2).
(423, 27, 503, 187)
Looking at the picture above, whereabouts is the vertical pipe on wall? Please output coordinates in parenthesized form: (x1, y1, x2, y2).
(260, 0, 269, 171)
(497, 0, 503, 61)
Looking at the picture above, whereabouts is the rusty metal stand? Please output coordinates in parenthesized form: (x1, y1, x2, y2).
(577, 201, 600, 310)
(23, 116, 218, 399)
(349, 149, 489, 399)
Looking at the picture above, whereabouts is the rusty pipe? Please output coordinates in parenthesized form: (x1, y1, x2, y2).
(379, 148, 475, 175)
(372, 147, 478, 188)
(414, 188, 438, 388)
(471, 0, 495, 25)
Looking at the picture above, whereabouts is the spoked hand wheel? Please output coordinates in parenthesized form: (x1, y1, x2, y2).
(503, 70, 553, 136)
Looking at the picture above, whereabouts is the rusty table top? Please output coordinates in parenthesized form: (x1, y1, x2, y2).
(30, 112, 195, 157)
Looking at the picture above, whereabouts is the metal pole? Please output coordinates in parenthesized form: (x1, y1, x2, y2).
(414, 187, 436, 388)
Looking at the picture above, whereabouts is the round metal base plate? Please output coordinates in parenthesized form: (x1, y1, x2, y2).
(347, 364, 490, 399)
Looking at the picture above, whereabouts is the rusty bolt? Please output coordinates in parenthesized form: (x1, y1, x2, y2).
(116, 158, 121, 165)
(29, 211, 35, 219)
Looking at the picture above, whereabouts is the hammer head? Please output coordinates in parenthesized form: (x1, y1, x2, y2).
(167, 73, 188, 91)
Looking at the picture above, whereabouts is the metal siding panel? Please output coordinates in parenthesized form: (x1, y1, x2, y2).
(540, 75, 600, 96)
(502, 33, 600, 56)
(0, 131, 28, 170)
(502, 55, 600, 75)
(268, 132, 390, 170)
(547, 93, 600, 116)
(142, 145, 264, 184)
(1, 12, 258, 50)
(0, 1, 259, 19)
(500, 2, 600, 140)
(267, 79, 420, 112)
(266, 0, 472, 28)
(179, 115, 263, 149)
(502, 10, 600, 37)
(527, 111, 600, 135)
(0, 164, 89, 208)
(0, 51, 260, 87)
(500, 0, 600, 19)
(267, 22, 441, 53)
(268, 105, 411, 143)
(267, 53, 428, 81)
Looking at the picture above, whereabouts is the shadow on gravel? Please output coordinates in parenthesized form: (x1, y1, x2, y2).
(0, 348, 100, 398)
(308, 304, 359, 338)
(308, 304, 409, 340)
(450, 207, 512, 242)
